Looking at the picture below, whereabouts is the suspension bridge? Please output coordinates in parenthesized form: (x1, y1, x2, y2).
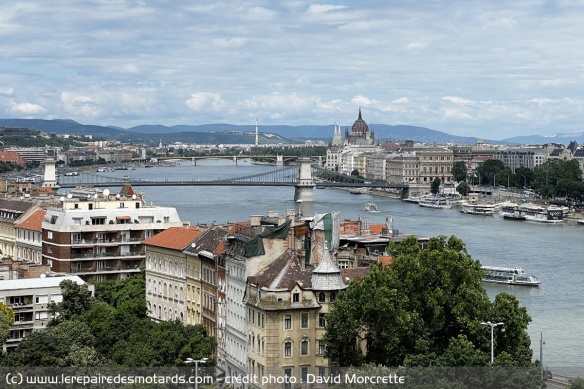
(52, 159, 409, 202)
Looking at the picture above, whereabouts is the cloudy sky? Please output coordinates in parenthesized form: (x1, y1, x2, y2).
(2, 1, 584, 139)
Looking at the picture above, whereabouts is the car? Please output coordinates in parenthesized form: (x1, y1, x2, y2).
(544, 369, 552, 379)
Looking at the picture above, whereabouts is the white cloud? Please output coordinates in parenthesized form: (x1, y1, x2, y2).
(442, 96, 476, 106)
(60, 92, 101, 118)
(10, 102, 46, 114)
(305, 4, 348, 14)
(186, 93, 226, 112)
(406, 41, 427, 50)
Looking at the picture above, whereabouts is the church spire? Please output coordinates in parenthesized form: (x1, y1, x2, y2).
(358, 107, 362, 120)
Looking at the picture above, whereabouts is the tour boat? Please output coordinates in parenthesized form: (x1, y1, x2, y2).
(521, 204, 564, 224)
(459, 201, 496, 215)
(418, 195, 453, 209)
(499, 202, 526, 221)
(480, 266, 541, 287)
(365, 201, 380, 213)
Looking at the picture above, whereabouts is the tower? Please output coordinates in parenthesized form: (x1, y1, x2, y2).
(255, 118, 259, 147)
(42, 149, 58, 188)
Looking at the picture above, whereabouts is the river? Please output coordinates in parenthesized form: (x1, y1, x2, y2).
(74, 159, 584, 376)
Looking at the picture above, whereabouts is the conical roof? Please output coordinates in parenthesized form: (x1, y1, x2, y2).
(311, 242, 347, 291)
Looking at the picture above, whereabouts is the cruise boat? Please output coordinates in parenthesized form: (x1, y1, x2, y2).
(521, 203, 564, 224)
(578, 219, 584, 226)
(499, 202, 526, 221)
(365, 201, 380, 213)
(418, 195, 453, 209)
(459, 194, 496, 216)
(480, 266, 541, 287)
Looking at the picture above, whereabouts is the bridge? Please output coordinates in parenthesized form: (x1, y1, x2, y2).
(52, 158, 409, 202)
(156, 154, 323, 166)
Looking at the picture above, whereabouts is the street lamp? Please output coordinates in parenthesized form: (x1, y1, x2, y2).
(185, 357, 209, 389)
(540, 332, 546, 378)
(481, 321, 504, 363)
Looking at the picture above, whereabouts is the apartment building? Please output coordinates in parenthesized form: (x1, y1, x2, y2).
(144, 224, 202, 323)
(0, 275, 93, 352)
(494, 147, 546, 172)
(0, 199, 39, 261)
(42, 186, 183, 281)
(15, 209, 45, 265)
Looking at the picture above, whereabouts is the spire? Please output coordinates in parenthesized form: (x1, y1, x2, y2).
(311, 242, 347, 291)
(358, 107, 362, 120)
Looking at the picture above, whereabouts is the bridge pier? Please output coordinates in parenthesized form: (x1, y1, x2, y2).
(294, 157, 315, 202)
(192, 157, 196, 166)
(276, 154, 284, 167)
(233, 156, 237, 166)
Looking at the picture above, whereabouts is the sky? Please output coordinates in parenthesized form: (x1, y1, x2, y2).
(2, 1, 584, 139)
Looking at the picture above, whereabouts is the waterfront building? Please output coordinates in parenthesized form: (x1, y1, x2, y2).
(494, 147, 545, 172)
(144, 224, 202, 323)
(0, 199, 40, 261)
(15, 209, 45, 265)
(415, 147, 455, 184)
(385, 154, 420, 184)
(0, 275, 93, 352)
(0, 151, 28, 167)
(42, 185, 183, 281)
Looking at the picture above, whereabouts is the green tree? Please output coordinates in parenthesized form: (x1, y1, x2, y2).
(48, 279, 95, 325)
(568, 377, 584, 389)
(451, 161, 468, 183)
(0, 302, 15, 344)
(325, 235, 534, 369)
(431, 177, 442, 194)
(456, 182, 471, 196)
(477, 160, 505, 186)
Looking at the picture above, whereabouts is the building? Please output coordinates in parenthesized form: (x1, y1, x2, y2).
(0, 275, 93, 352)
(143, 224, 202, 323)
(42, 185, 183, 281)
(15, 208, 46, 265)
(0, 199, 39, 261)
(222, 211, 297, 387)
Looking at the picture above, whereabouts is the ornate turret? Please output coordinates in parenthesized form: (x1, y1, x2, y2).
(311, 242, 347, 291)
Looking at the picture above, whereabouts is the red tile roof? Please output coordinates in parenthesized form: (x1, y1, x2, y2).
(142, 226, 202, 250)
(16, 209, 46, 231)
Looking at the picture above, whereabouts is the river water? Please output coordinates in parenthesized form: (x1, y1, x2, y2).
(76, 159, 584, 375)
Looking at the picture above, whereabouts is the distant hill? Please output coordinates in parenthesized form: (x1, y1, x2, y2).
(0, 118, 528, 146)
(502, 133, 584, 145)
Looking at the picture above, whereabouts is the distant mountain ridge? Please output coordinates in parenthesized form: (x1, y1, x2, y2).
(3, 118, 582, 146)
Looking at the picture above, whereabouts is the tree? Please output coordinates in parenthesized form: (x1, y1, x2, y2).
(477, 160, 505, 186)
(451, 161, 468, 183)
(0, 302, 15, 344)
(568, 377, 584, 389)
(456, 182, 471, 196)
(325, 235, 534, 369)
(431, 177, 442, 194)
(48, 279, 95, 325)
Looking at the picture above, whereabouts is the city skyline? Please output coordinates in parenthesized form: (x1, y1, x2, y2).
(2, 1, 584, 139)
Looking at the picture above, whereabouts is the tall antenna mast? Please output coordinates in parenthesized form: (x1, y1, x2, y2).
(255, 118, 259, 146)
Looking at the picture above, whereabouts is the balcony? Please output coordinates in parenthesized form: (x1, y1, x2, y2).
(70, 251, 145, 260)
(70, 265, 141, 274)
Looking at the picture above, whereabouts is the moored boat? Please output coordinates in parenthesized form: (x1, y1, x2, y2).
(459, 193, 496, 215)
(418, 195, 453, 209)
(499, 202, 526, 221)
(480, 265, 541, 287)
(521, 203, 564, 224)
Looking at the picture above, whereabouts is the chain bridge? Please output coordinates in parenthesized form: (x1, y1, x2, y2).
(54, 159, 409, 202)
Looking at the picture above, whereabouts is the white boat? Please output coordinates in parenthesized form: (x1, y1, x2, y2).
(578, 219, 584, 225)
(480, 266, 541, 287)
(521, 203, 564, 224)
(459, 193, 496, 215)
(418, 195, 453, 209)
(499, 202, 526, 221)
(459, 201, 496, 215)
(403, 196, 422, 204)
(365, 201, 380, 213)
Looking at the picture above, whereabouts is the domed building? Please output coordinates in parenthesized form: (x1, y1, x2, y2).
(344, 108, 375, 146)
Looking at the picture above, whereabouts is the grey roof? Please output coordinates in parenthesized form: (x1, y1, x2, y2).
(311, 243, 347, 291)
(0, 275, 86, 291)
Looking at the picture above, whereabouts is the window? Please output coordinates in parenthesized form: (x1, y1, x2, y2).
(284, 314, 292, 330)
(47, 231, 53, 239)
(91, 217, 106, 225)
(318, 292, 325, 302)
(292, 292, 299, 302)
(301, 340, 308, 355)
(330, 292, 336, 301)
(284, 341, 292, 357)
(318, 340, 326, 355)
(301, 313, 309, 328)
(318, 313, 326, 328)
(301, 367, 308, 382)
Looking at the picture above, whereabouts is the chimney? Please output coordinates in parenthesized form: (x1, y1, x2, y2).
(250, 215, 262, 226)
(182, 221, 190, 229)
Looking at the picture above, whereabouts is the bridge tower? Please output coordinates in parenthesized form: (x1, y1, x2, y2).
(42, 150, 58, 188)
(294, 157, 315, 202)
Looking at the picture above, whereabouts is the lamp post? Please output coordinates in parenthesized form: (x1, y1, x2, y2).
(481, 321, 504, 363)
(540, 332, 545, 378)
(185, 357, 209, 389)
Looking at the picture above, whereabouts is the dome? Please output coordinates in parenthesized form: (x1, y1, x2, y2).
(351, 108, 369, 136)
